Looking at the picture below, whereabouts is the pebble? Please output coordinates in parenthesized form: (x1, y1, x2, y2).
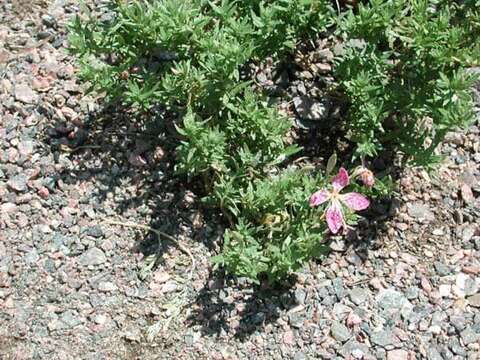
(78, 247, 107, 266)
(349, 288, 368, 305)
(14, 83, 38, 104)
(370, 330, 393, 347)
(98, 281, 117, 292)
(387, 349, 409, 360)
(330, 321, 351, 342)
(7, 174, 28, 192)
(293, 96, 330, 121)
(460, 327, 480, 345)
(407, 203, 435, 222)
(467, 293, 480, 307)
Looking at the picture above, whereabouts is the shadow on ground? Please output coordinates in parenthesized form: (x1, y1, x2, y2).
(40, 61, 402, 342)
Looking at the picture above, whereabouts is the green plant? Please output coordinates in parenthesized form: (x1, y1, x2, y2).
(335, 0, 480, 164)
(69, 0, 335, 283)
(69, 0, 478, 283)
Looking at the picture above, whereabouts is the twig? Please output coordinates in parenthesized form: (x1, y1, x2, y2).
(103, 219, 195, 279)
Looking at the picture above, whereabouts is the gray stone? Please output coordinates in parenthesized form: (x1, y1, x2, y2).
(460, 327, 480, 345)
(17, 140, 35, 158)
(60, 310, 82, 329)
(464, 277, 478, 296)
(426, 347, 442, 360)
(407, 202, 435, 222)
(288, 313, 304, 329)
(294, 288, 306, 305)
(7, 174, 28, 192)
(349, 288, 369, 305)
(83, 226, 104, 238)
(15, 83, 38, 104)
(433, 262, 450, 276)
(340, 339, 371, 358)
(78, 247, 107, 266)
(448, 337, 467, 356)
(98, 281, 117, 292)
(293, 351, 306, 360)
(333, 278, 345, 299)
(462, 226, 476, 242)
(25, 249, 39, 264)
(370, 330, 393, 347)
(293, 96, 330, 121)
(450, 315, 468, 331)
(405, 286, 419, 300)
(331, 321, 351, 342)
(386, 349, 408, 360)
(377, 289, 409, 312)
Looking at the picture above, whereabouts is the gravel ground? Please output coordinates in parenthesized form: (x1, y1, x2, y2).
(1, 1, 480, 359)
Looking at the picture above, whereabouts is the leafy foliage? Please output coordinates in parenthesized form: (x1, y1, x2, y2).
(69, 0, 478, 282)
(335, 0, 480, 163)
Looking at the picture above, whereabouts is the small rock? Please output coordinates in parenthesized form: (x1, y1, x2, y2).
(346, 312, 362, 327)
(377, 289, 409, 311)
(387, 349, 409, 360)
(1, 203, 17, 213)
(7, 174, 28, 192)
(333, 278, 345, 299)
(349, 288, 368, 305)
(467, 293, 480, 307)
(83, 226, 104, 238)
(78, 247, 107, 266)
(426, 347, 443, 360)
(405, 286, 419, 300)
(331, 321, 351, 342)
(32, 76, 52, 92)
(14, 83, 38, 104)
(93, 314, 108, 325)
(38, 187, 49, 199)
(283, 330, 295, 345)
(161, 281, 178, 294)
(460, 327, 480, 345)
(462, 226, 476, 242)
(432, 228, 444, 236)
(370, 330, 393, 347)
(153, 272, 171, 284)
(439, 284, 451, 298)
(460, 183, 475, 203)
(294, 288, 306, 305)
(98, 281, 117, 292)
(407, 202, 434, 222)
(434, 262, 450, 276)
(293, 96, 330, 121)
(60, 310, 82, 329)
(448, 337, 467, 355)
(453, 209, 463, 224)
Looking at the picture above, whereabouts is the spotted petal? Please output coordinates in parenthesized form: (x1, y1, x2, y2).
(326, 202, 344, 234)
(332, 167, 349, 191)
(341, 192, 370, 211)
(310, 190, 330, 207)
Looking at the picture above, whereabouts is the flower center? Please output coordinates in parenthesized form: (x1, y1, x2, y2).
(331, 189, 340, 200)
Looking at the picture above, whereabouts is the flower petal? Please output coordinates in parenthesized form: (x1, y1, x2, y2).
(310, 190, 330, 207)
(332, 167, 349, 191)
(326, 202, 344, 234)
(341, 192, 370, 211)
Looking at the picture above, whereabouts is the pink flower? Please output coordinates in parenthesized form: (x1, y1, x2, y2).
(310, 168, 370, 234)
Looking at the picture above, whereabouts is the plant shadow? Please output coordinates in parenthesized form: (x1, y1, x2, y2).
(40, 42, 404, 342)
(41, 87, 402, 340)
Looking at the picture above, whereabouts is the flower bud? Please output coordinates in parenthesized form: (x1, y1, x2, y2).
(359, 168, 375, 187)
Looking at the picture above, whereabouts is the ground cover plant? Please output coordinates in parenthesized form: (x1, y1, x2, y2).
(69, 0, 479, 283)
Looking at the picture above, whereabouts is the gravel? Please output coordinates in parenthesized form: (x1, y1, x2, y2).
(0, 1, 479, 359)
